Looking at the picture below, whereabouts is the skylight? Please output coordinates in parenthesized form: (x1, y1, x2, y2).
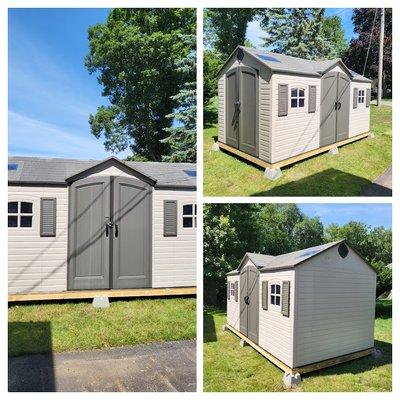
(8, 163, 18, 171)
(184, 170, 196, 177)
(297, 248, 321, 259)
(256, 54, 281, 63)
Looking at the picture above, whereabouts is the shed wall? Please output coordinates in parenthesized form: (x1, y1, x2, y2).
(152, 189, 196, 288)
(218, 75, 226, 142)
(8, 185, 68, 293)
(270, 74, 321, 163)
(227, 275, 240, 330)
(293, 246, 376, 367)
(349, 82, 371, 137)
(259, 269, 295, 367)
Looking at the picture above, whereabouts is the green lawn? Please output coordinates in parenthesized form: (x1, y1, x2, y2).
(9, 297, 196, 357)
(203, 101, 392, 196)
(203, 300, 391, 392)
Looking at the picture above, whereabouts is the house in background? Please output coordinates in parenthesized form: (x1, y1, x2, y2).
(216, 46, 372, 180)
(225, 240, 376, 387)
(8, 156, 196, 299)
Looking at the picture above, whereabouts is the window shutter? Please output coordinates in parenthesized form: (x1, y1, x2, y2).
(40, 198, 56, 237)
(163, 200, 177, 237)
(234, 281, 238, 302)
(366, 88, 371, 107)
(353, 88, 358, 109)
(262, 281, 268, 310)
(227, 281, 230, 300)
(278, 84, 288, 116)
(308, 85, 316, 113)
(281, 281, 290, 317)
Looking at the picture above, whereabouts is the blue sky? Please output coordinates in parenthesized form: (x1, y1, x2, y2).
(8, 8, 132, 159)
(298, 204, 392, 229)
(246, 8, 355, 49)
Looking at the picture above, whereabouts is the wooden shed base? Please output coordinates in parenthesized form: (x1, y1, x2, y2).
(225, 324, 374, 375)
(218, 131, 370, 170)
(8, 286, 196, 302)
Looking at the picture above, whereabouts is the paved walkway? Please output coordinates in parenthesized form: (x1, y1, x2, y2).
(362, 166, 392, 196)
(9, 340, 196, 392)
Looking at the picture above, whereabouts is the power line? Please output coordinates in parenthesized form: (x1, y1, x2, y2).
(362, 8, 378, 76)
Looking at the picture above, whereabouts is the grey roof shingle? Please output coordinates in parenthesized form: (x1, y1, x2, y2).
(221, 46, 372, 83)
(8, 156, 196, 188)
(226, 240, 345, 275)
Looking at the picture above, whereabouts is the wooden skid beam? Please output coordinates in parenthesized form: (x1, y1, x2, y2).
(226, 324, 374, 376)
(8, 287, 196, 302)
(218, 132, 370, 170)
(225, 324, 293, 374)
(294, 347, 375, 374)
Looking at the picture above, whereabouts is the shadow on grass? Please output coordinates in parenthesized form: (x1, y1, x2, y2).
(204, 312, 217, 343)
(305, 339, 392, 380)
(9, 321, 55, 391)
(250, 168, 383, 197)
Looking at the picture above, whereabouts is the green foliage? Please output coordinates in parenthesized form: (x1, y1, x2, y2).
(203, 49, 223, 104)
(162, 34, 196, 162)
(204, 8, 257, 58)
(204, 204, 392, 305)
(343, 8, 392, 95)
(85, 8, 196, 161)
(260, 8, 348, 60)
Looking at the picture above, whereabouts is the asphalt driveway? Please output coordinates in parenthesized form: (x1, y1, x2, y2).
(9, 340, 196, 392)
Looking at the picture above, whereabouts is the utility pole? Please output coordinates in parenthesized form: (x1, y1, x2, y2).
(377, 8, 385, 107)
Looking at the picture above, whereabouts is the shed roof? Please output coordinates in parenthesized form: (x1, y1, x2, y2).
(227, 239, 354, 275)
(8, 156, 196, 188)
(219, 46, 372, 83)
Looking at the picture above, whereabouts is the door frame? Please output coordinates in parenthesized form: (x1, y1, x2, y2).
(67, 175, 152, 290)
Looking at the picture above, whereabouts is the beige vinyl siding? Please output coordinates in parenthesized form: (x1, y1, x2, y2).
(8, 185, 68, 293)
(258, 269, 295, 367)
(349, 82, 371, 137)
(258, 67, 272, 162)
(293, 246, 376, 367)
(152, 189, 196, 288)
(227, 275, 240, 330)
(270, 74, 321, 163)
(218, 75, 226, 142)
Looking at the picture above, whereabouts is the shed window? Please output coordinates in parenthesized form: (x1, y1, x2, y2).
(290, 88, 305, 108)
(230, 282, 235, 297)
(358, 89, 365, 104)
(182, 203, 197, 228)
(270, 284, 281, 306)
(8, 201, 33, 228)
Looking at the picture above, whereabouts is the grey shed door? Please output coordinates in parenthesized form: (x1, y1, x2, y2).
(320, 72, 350, 146)
(112, 177, 151, 289)
(226, 69, 239, 148)
(239, 264, 259, 344)
(239, 66, 258, 157)
(68, 176, 151, 290)
(68, 176, 111, 290)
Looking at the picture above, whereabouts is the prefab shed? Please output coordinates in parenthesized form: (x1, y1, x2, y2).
(217, 46, 372, 177)
(8, 156, 196, 297)
(226, 240, 376, 380)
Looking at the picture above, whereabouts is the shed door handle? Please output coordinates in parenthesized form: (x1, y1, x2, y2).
(338, 101, 342, 110)
(244, 295, 250, 305)
(115, 224, 119, 238)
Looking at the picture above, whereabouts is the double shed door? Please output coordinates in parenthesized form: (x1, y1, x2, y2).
(239, 264, 259, 344)
(226, 66, 258, 157)
(68, 176, 151, 290)
(320, 71, 351, 146)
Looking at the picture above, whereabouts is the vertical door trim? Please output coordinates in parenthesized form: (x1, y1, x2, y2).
(225, 67, 239, 148)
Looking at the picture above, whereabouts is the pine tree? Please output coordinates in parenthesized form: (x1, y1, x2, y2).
(162, 34, 196, 162)
(260, 8, 335, 60)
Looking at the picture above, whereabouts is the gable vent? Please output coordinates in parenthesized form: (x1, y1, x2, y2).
(338, 242, 349, 258)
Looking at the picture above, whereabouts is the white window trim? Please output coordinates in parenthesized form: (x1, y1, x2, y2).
(358, 89, 365, 104)
(182, 203, 197, 229)
(269, 282, 282, 311)
(8, 201, 34, 229)
(230, 282, 235, 297)
(290, 86, 306, 109)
